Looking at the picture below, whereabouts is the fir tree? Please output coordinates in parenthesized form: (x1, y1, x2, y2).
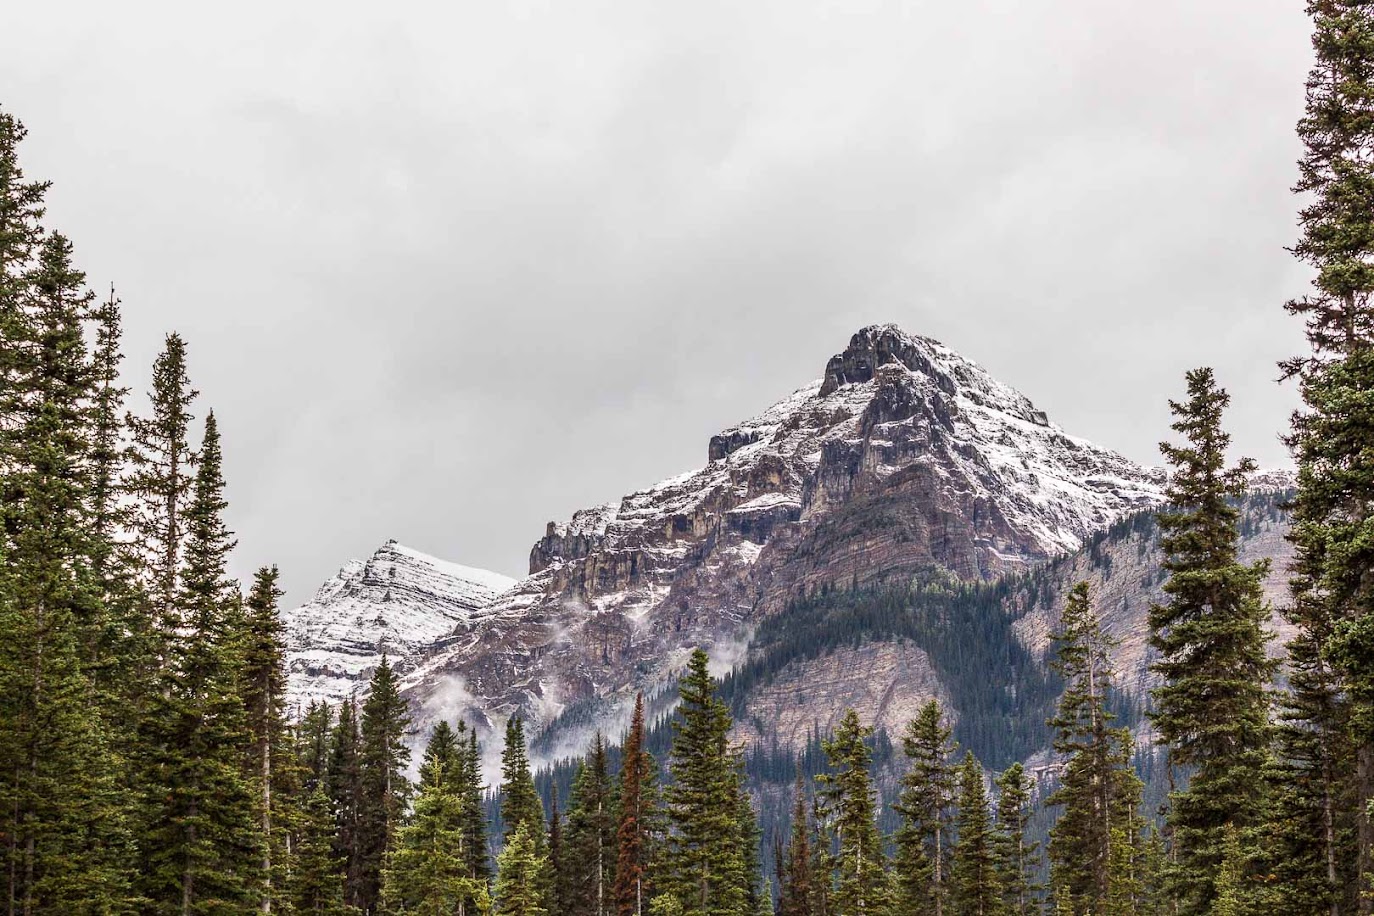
(776, 773, 813, 916)
(550, 786, 567, 916)
(893, 700, 958, 916)
(420, 720, 460, 793)
(356, 656, 412, 913)
(817, 709, 889, 916)
(1045, 583, 1144, 916)
(949, 753, 1002, 916)
(565, 732, 619, 916)
(330, 695, 365, 908)
(299, 700, 335, 790)
(991, 764, 1038, 916)
(501, 716, 544, 849)
(664, 648, 749, 916)
(495, 822, 549, 916)
(1281, 1, 1374, 907)
(615, 693, 653, 916)
(124, 332, 197, 634)
(383, 750, 491, 916)
(1150, 368, 1276, 913)
(242, 564, 291, 914)
(291, 782, 354, 916)
(460, 727, 492, 889)
(141, 412, 266, 914)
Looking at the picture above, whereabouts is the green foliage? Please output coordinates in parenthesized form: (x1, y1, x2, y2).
(564, 733, 620, 916)
(664, 649, 751, 916)
(991, 764, 1039, 916)
(495, 822, 549, 916)
(892, 700, 957, 916)
(817, 709, 890, 916)
(949, 753, 1002, 916)
(357, 656, 413, 913)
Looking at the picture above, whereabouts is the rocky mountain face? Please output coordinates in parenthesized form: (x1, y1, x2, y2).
(282, 540, 515, 709)
(282, 324, 1295, 776)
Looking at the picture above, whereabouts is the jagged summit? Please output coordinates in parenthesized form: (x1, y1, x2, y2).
(283, 540, 514, 708)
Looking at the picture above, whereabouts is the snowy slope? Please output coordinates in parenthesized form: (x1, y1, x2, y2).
(282, 540, 514, 710)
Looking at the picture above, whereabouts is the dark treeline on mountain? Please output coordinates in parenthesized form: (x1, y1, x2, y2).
(4, 2, 1374, 914)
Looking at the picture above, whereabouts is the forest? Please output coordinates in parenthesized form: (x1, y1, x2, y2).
(3, 2, 1374, 915)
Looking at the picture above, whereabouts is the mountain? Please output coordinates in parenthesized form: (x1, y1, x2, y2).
(283, 540, 515, 709)
(390, 324, 1183, 758)
(283, 323, 1294, 779)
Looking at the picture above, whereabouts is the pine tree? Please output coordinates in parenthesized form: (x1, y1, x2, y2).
(141, 412, 266, 914)
(356, 656, 412, 913)
(124, 332, 197, 635)
(291, 782, 354, 916)
(893, 700, 958, 916)
(949, 753, 1002, 916)
(460, 727, 493, 889)
(991, 764, 1038, 916)
(776, 773, 813, 916)
(0, 225, 136, 911)
(501, 716, 545, 849)
(495, 822, 549, 916)
(664, 648, 749, 916)
(299, 700, 335, 790)
(330, 695, 365, 908)
(383, 747, 491, 916)
(1045, 582, 1144, 916)
(420, 720, 460, 793)
(242, 564, 291, 914)
(1281, 2, 1374, 909)
(550, 786, 567, 915)
(616, 693, 653, 916)
(1150, 368, 1276, 913)
(565, 733, 619, 916)
(817, 709, 889, 916)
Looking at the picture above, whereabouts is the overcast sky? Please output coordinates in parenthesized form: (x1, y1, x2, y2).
(2, 0, 1313, 603)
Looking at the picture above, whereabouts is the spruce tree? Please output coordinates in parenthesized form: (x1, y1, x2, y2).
(141, 412, 266, 914)
(550, 787, 567, 915)
(460, 727, 493, 889)
(356, 656, 412, 913)
(299, 700, 335, 790)
(776, 772, 813, 916)
(1280, 2, 1374, 908)
(124, 332, 198, 634)
(1045, 582, 1144, 916)
(565, 733, 619, 916)
(615, 693, 653, 916)
(330, 695, 365, 908)
(949, 753, 1002, 916)
(1150, 368, 1276, 913)
(291, 782, 354, 916)
(495, 822, 549, 916)
(991, 764, 1039, 916)
(816, 709, 889, 916)
(501, 716, 545, 848)
(893, 700, 958, 916)
(242, 564, 291, 914)
(664, 648, 749, 916)
(0, 230, 136, 911)
(383, 748, 491, 916)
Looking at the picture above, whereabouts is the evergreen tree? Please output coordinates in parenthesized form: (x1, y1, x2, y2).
(291, 782, 355, 916)
(893, 700, 958, 916)
(1280, 2, 1374, 908)
(1045, 583, 1143, 916)
(495, 822, 549, 916)
(420, 720, 460, 793)
(664, 649, 750, 916)
(141, 412, 265, 914)
(991, 764, 1038, 916)
(817, 709, 889, 916)
(460, 727, 492, 889)
(501, 716, 544, 849)
(949, 753, 1002, 916)
(299, 700, 335, 790)
(550, 786, 567, 915)
(242, 564, 291, 914)
(1150, 367, 1276, 913)
(384, 749, 491, 916)
(615, 693, 653, 916)
(124, 332, 197, 634)
(776, 773, 813, 916)
(330, 695, 365, 908)
(0, 224, 136, 911)
(565, 733, 619, 916)
(356, 656, 412, 913)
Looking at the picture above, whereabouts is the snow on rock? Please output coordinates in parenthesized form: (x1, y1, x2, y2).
(282, 540, 514, 710)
